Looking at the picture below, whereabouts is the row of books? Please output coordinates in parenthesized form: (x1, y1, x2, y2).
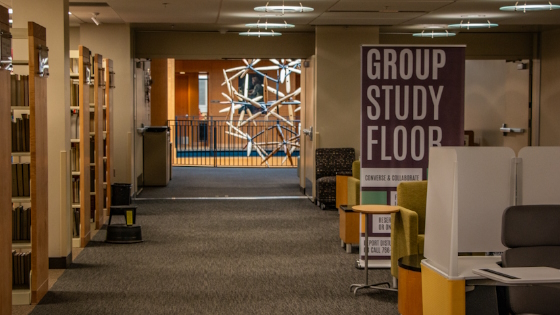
(73, 209, 80, 237)
(71, 138, 102, 172)
(12, 114, 30, 153)
(11, 74, 30, 108)
(12, 206, 31, 241)
(12, 251, 31, 287)
(70, 112, 104, 138)
(11, 163, 30, 198)
(72, 177, 80, 204)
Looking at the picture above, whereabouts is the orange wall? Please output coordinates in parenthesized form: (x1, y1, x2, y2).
(151, 58, 168, 126)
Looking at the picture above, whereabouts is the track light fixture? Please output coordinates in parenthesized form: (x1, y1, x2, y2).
(91, 13, 100, 26)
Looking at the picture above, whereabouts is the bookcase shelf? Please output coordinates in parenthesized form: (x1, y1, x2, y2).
(69, 46, 93, 248)
(103, 58, 114, 212)
(2, 19, 50, 310)
(11, 152, 30, 157)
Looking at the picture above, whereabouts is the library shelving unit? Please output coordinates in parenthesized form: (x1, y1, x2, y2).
(1, 7, 12, 313)
(3, 20, 50, 308)
(103, 58, 114, 213)
(70, 46, 92, 248)
(93, 54, 105, 229)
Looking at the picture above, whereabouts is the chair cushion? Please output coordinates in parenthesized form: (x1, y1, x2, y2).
(317, 176, 336, 203)
(502, 205, 560, 248)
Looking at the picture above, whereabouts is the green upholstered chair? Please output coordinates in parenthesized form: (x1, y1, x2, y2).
(347, 161, 360, 206)
(390, 180, 428, 279)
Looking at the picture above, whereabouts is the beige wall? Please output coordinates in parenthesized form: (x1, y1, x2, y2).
(464, 60, 530, 153)
(315, 26, 379, 157)
(13, 0, 72, 261)
(540, 29, 560, 146)
(380, 33, 534, 60)
(69, 26, 79, 48)
(79, 24, 134, 185)
(135, 31, 315, 59)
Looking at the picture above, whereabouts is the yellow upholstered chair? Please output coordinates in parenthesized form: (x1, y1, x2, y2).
(347, 161, 360, 206)
(338, 161, 361, 253)
(390, 180, 428, 279)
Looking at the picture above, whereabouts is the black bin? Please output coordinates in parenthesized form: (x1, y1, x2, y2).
(111, 183, 131, 206)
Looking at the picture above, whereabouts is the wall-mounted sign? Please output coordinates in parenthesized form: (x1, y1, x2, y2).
(0, 31, 11, 70)
(37, 45, 49, 77)
(360, 45, 465, 266)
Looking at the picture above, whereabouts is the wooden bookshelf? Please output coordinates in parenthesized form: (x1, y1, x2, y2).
(70, 46, 92, 248)
(93, 54, 105, 229)
(104, 58, 114, 212)
(28, 21, 49, 305)
(2, 19, 50, 308)
(0, 7, 12, 314)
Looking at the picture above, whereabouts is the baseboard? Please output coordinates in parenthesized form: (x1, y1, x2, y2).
(49, 253, 72, 269)
(299, 186, 305, 194)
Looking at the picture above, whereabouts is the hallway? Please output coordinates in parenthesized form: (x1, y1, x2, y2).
(27, 168, 397, 314)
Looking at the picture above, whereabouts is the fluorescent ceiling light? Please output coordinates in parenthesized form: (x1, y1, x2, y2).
(448, 20, 498, 29)
(413, 30, 456, 38)
(179, 72, 185, 74)
(245, 21, 295, 29)
(500, 2, 560, 12)
(239, 30, 282, 37)
(254, 2, 314, 14)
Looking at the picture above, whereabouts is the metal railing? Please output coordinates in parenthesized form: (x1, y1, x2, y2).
(168, 118, 300, 168)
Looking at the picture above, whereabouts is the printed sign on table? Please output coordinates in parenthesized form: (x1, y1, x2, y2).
(360, 45, 465, 264)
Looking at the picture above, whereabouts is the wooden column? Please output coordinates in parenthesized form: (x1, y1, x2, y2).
(28, 21, 49, 304)
(78, 46, 91, 248)
(0, 7, 12, 314)
(94, 54, 104, 229)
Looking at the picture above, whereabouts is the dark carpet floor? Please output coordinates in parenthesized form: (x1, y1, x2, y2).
(138, 167, 302, 198)
(31, 199, 398, 315)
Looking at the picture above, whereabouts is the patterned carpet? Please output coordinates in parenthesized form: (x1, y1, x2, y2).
(31, 198, 398, 315)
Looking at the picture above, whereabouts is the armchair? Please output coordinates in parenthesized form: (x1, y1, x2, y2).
(390, 181, 428, 279)
(315, 148, 354, 210)
(499, 205, 560, 315)
(347, 161, 360, 206)
(338, 161, 361, 253)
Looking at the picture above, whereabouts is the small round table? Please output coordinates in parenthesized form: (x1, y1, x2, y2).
(350, 205, 400, 295)
(398, 254, 425, 315)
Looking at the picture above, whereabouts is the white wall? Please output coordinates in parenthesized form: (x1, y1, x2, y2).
(79, 24, 134, 185)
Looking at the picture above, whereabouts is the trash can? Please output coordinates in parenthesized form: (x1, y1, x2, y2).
(111, 183, 131, 206)
(143, 126, 171, 186)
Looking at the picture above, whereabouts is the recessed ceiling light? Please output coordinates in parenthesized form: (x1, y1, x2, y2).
(8, 8, 13, 14)
(448, 20, 498, 29)
(413, 30, 456, 38)
(69, 12, 72, 15)
(9, 19, 12, 24)
(500, 3, 560, 12)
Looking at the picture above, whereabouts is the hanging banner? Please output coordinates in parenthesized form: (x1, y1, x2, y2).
(360, 45, 465, 267)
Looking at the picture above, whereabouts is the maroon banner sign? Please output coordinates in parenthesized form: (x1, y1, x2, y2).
(359, 45, 465, 264)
